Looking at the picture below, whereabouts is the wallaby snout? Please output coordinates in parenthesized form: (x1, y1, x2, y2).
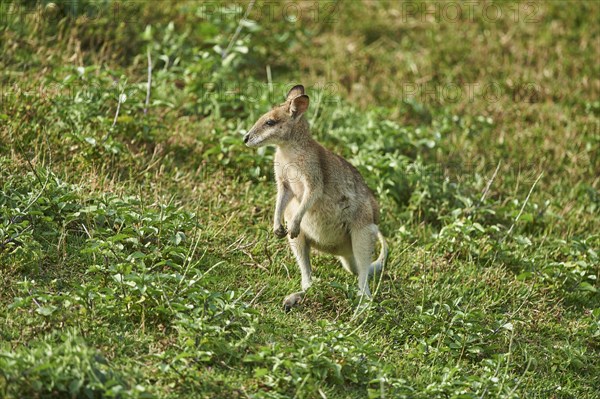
(243, 128, 261, 147)
(243, 124, 270, 148)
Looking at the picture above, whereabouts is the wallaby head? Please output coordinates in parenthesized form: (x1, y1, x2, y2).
(244, 85, 310, 147)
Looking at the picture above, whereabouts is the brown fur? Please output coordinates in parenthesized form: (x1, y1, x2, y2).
(244, 85, 388, 310)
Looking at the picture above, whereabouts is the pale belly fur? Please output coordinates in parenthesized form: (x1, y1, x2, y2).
(284, 197, 352, 255)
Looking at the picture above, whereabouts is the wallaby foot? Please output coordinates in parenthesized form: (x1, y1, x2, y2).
(283, 291, 305, 312)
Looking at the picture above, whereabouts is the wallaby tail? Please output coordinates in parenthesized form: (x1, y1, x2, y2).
(369, 229, 388, 277)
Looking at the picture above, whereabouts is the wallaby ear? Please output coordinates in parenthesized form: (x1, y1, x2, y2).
(286, 85, 305, 101)
(289, 95, 309, 117)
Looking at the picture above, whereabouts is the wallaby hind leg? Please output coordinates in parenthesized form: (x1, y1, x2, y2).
(338, 255, 357, 275)
(351, 224, 377, 298)
(283, 232, 311, 311)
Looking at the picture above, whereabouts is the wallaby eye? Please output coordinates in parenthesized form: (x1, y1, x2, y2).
(265, 119, 277, 126)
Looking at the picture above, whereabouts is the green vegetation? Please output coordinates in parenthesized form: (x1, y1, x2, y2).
(1, 1, 598, 398)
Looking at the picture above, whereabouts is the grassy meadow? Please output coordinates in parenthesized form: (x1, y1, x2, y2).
(0, 0, 598, 398)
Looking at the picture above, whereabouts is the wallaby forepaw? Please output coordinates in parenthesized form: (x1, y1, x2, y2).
(283, 292, 305, 312)
(289, 223, 301, 239)
(274, 225, 287, 238)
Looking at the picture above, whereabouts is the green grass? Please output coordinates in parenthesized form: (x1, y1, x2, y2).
(1, 1, 598, 398)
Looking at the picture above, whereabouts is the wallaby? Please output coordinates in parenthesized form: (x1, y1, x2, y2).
(244, 85, 388, 311)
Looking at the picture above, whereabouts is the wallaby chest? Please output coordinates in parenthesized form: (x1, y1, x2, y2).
(274, 148, 312, 199)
